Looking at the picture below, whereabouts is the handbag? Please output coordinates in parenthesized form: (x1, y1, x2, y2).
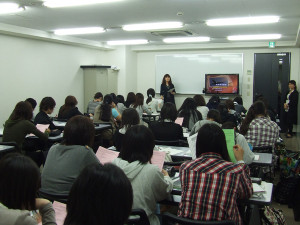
(260, 206, 286, 225)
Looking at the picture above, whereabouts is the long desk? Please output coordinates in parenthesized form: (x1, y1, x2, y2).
(0, 145, 15, 154)
(157, 145, 192, 161)
(251, 153, 273, 166)
(53, 121, 112, 131)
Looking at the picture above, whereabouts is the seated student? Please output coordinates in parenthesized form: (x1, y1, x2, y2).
(238, 101, 280, 148)
(58, 95, 83, 120)
(150, 103, 183, 142)
(189, 109, 222, 136)
(206, 94, 220, 110)
(178, 124, 253, 224)
(225, 99, 242, 124)
(41, 116, 99, 196)
(146, 88, 159, 113)
(94, 94, 122, 140)
(25, 98, 37, 119)
(130, 93, 152, 121)
(0, 153, 56, 225)
(193, 95, 209, 120)
(217, 103, 237, 125)
(178, 98, 202, 130)
(124, 92, 136, 108)
(3, 101, 50, 152)
(222, 122, 255, 164)
(87, 92, 103, 115)
(256, 97, 276, 122)
(110, 93, 118, 104)
(34, 97, 57, 130)
(255, 94, 277, 117)
(114, 108, 140, 152)
(233, 96, 247, 115)
(116, 95, 126, 115)
(64, 163, 133, 225)
(113, 125, 173, 225)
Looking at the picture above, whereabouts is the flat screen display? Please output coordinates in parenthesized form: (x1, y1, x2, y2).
(205, 74, 239, 94)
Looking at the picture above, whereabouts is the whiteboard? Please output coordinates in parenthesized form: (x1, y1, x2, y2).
(155, 54, 243, 94)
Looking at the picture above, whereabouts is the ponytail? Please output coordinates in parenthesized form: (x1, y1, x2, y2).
(99, 95, 113, 122)
(146, 88, 155, 104)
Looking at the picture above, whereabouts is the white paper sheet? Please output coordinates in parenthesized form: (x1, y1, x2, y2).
(159, 147, 183, 156)
(187, 133, 197, 159)
(254, 155, 260, 161)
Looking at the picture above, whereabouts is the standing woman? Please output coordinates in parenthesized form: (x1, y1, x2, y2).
(284, 80, 298, 138)
(160, 74, 176, 105)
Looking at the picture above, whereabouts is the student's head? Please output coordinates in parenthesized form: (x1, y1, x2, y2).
(64, 163, 133, 225)
(25, 98, 37, 110)
(233, 96, 243, 105)
(65, 95, 78, 107)
(94, 92, 103, 101)
(207, 109, 222, 124)
(0, 153, 40, 210)
(126, 92, 136, 103)
(239, 101, 265, 135)
(162, 74, 173, 85)
(62, 115, 95, 147)
(100, 94, 113, 122)
(217, 103, 229, 115)
(119, 125, 155, 164)
(225, 99, 235, 110)
(146, 88, 155, 104)
(11, 101, 33, 121)
(39, 97, 56, 114)
(178, 98, 196, 112)
(160, 103, 178, 122)
(289, 80, 297, 90)
(256, 97, 268, 110)
(110, 93, 116, 99)
(132, 93, 144, 108)
(209, 95, 220, 103)
(117, 95, 125, 104)
(196, 124, 230, 161)
(121, 108, 140, 129)
(193, 95, 206, 107)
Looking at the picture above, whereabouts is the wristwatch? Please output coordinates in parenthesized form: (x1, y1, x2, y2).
(237, 160, 245, 164)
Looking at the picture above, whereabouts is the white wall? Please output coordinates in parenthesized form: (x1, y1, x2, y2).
(136, 48, 300, 109)
(0, 34, 105, 127)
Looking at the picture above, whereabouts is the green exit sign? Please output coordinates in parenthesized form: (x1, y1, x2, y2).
(269, 42, 275, 48)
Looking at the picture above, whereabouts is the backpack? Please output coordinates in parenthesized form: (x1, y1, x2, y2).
(260, 206, 286, 225)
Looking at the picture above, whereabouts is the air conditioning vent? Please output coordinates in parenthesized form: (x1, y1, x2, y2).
(147, 29, 196, 37)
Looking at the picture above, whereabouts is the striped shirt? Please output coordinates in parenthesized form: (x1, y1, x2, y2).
(178, 152, 253, 225)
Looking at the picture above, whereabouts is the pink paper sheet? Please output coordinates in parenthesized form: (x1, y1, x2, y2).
(151, 151, 166, 171)
(175, 117, 184, 126)
(28, 124, 49, 136)
(96, 147, 119, 164)
(53, 201, 67, 225)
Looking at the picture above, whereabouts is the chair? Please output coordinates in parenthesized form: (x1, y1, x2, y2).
(0, 141, 18, 159)
(155, 140, 181, 147)
(38, 190, 68, 204)
(127, 209, 150, 225)
(162, 212, 235, 225)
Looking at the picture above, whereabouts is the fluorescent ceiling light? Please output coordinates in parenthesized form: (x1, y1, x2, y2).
(54, 27, 105, 35)
(207, 16, 280, 26)
(163, 37, 210, 43)
(44, 0, 122, 8)
(107, 40, 149, 45)
(0, 3, 25, 14)
(123, 22, 183, 31)
(228, 34, 281, 40)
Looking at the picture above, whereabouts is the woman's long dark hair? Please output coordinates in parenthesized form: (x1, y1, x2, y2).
(146, 88, 155, 104)
(239, 101, 265, 135)
(60, 96, 78, 116)
(11, 101, 33, 121)
(99, 95, 113, 122)
(196, 124, 230, 161)
(178, 98, 202, 128)
(124, 92, 136, 108)
(162, 74, 173, 85)
(132, 93, 144, 108)
(121, 108, 140, 129)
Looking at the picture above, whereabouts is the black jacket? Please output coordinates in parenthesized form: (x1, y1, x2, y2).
(34, 111, 56, 130)
(58, 106, 83, 120)
(284, 90, 298, 124)
(160, 84, 175, 104)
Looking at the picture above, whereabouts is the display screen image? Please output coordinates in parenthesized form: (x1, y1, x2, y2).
(205, 74, 239, 94)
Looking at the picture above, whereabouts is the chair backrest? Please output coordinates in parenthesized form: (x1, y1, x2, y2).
(38, 190, 68, 204)
(162, 212, 235, 225)
(127, 209, 150, 225)
(252, 146, 272, 154)
(155, 140, 180, 147)
(164, 161, 185, 167)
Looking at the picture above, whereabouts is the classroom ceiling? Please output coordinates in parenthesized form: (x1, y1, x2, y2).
(0, 0, 300, 46)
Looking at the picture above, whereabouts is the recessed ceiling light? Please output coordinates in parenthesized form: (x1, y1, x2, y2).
(44, 0, 122, 8)
(227, 34, 281, 40)
(0, 3, 25, 14)
(123, 22, 183, 31)
(107, 40, 149, 45)
(163, 37, 210, 43)
(54, 27, 105, 35)
(207, 16, 280, 26)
